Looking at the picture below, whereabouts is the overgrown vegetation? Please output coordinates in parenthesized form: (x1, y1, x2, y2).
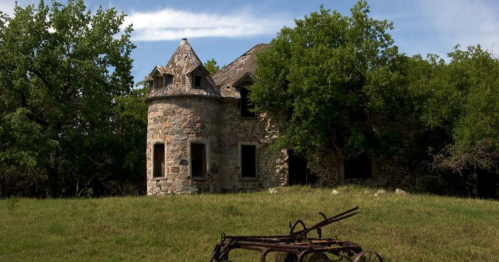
(1, 0, 498, 198)
(251, 1, 499, 198)
(1, 187, 498, 261)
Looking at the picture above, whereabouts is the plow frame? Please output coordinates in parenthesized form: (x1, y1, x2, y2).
(209, 207, 383, 262)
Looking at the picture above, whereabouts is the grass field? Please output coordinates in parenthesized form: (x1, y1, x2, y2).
(1, 186, 498, 262)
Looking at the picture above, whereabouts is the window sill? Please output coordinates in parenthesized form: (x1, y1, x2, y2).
(239, 177, 259, 181)
(240, 117, 257, 120)
(190, 176, 207, 181)
(152, 177, 166, 181)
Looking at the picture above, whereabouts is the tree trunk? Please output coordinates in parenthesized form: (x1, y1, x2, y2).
(47, 148, 59, 198)
(47, 167, 58, 198)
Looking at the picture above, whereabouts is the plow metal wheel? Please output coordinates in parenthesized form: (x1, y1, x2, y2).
(308, 253, 331, 262)
(352, 250, 383, 262)
(272, 252, 298, 262)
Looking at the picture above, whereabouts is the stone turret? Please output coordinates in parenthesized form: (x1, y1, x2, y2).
(146, 39, 221, 195)
(146, 38, 220, 99)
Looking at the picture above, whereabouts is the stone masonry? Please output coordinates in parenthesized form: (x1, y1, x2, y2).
(145, 39, 416, 195)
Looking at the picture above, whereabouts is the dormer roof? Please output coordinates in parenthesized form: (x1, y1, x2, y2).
(147, 39, 220, 100)
(212, 44, 269, 98)
(147, 66, 172, 80)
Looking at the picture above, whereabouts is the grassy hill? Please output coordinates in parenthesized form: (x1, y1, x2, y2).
(1, 186, 498, 262)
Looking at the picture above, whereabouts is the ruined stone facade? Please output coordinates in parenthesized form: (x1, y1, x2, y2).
(146, 39, 415, 195)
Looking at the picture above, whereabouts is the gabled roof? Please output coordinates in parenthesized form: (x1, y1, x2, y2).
(146, 66, 172, 81)
(212, 44, 269, 98)
(147, 39, 220, 100)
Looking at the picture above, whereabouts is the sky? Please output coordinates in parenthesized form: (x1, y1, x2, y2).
(1, 0, 499, 84)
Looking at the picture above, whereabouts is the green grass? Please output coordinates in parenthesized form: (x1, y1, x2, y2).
(1, 186, 498, 262)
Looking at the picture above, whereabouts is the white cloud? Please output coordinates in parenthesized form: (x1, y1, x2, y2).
(414, 0, 499, 55)
(122, 8, 289, 41)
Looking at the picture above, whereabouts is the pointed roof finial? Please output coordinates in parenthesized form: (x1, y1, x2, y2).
(181, 38, 188, 45)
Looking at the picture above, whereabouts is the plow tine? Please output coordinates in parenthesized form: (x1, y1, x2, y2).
(296, 210, 360, 237)
(328, 207, 359, 220)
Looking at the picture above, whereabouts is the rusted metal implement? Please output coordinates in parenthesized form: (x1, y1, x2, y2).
(210, 207, 382, 262)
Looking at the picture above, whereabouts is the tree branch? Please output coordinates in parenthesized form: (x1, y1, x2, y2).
(29, 68, 53, 94)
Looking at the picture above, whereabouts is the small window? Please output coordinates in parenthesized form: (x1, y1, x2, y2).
(344, 154, 372, 179)
(153, 144, 165, 178)
(191, 143, 206, 178)
(164, 75, 173, 87)
(156, 76, 163, 89)
(241, 145, 256, 178)
(194, 75, 203, 88)
(240, 87, 255, 117)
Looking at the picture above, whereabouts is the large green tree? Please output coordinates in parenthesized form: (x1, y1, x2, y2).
(408, 46, 499, 197)
(0, 0, 135, 197)
(250, 1, 408, 159)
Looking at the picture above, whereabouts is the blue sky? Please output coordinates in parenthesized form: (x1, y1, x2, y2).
(1, 0, 499, 84)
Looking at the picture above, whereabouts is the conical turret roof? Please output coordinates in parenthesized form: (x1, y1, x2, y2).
(147, 39, 220, 100)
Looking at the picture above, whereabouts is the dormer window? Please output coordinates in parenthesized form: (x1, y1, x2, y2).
(240, 87, 255, 117)
(156, 76, 163, 89)
(194, 75, 203, 88)
(236, 78, 256, 118)
(188, 65, 209, 89)
(164, 75, 173, 87)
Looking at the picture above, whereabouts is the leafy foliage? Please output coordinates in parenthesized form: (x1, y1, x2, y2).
(249, 1, 497, 197)
(409, 46, 499, 176)
(0, 0, 136, 197)
(250, 1, 407, 158)
(204, 58, 221, 75)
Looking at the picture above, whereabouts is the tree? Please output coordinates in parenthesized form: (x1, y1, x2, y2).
(204, 58, 221, 75)
(408, 46, 499, 197)
(250, 1, 407, 159)
(58, 83, 148, 197)
(0, 0, 135, 197)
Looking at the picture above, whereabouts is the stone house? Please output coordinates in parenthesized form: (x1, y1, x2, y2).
(145, 39, 414, 195)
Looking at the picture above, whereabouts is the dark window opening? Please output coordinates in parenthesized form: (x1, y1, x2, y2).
(156, 76, 163, 89)
(153, 144, 165, 178)
(240, 87, 255, 117)
(241, 145, 256, 178)
(288, 150, 308, 185)
(164, 75, 173, 87)
(344, 154, 372, 179)
(191, 143, 206, 177)
(194, 75, 203, 88)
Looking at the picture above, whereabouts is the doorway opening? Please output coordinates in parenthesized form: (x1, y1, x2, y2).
(288, 150, 308, 185)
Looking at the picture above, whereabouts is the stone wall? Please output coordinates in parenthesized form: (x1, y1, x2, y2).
(286, 152, 416, 190)
(219, 100, 287, 192)
(342, 157, 417, 190)
(147, 96, 417, 195)
(146, 96, 221, 195)
(371, 157, 417, 189)
(306, 152, 342, 187)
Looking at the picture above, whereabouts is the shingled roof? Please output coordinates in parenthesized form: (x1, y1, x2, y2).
(147, 39, 220, 100)
(212, 44, 269, 98)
